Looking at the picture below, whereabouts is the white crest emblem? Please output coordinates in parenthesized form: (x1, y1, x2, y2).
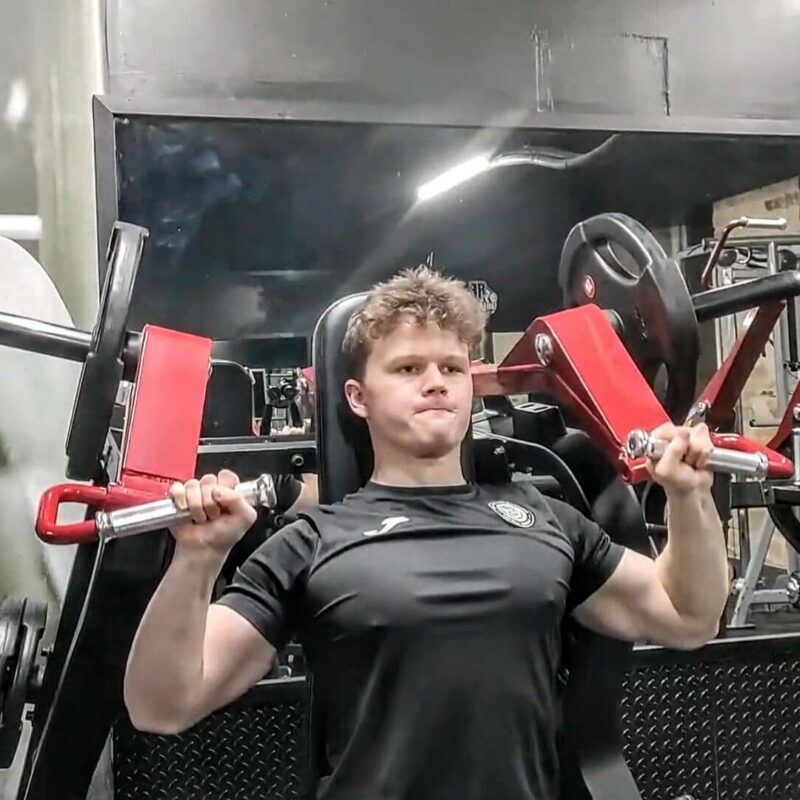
(488, 501, 535, 528)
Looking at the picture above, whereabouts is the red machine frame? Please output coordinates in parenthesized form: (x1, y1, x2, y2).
(35, 304, 794, 544)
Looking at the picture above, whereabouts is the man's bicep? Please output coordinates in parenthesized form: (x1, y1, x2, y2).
(571, 548, 684, 645)
(198, 604, 278, 717)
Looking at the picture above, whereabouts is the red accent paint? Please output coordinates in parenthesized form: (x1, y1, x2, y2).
(473, 304, 790, 484)
(696, 301, 784, 428)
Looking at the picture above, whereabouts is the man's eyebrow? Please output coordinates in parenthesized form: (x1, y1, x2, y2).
(384, 351, 468, 364)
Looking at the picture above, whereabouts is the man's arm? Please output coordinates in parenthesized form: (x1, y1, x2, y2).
(273, 473, 318, 517)
(125, 471, 312, 734)
(290, 474, 318, 513)
(572, 424, 730, 650)
(125, 546, 276, 734)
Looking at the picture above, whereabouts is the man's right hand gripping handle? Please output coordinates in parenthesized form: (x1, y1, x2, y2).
(123, 470, 274, 734)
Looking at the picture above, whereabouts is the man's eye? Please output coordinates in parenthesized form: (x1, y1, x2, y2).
(443, 364, 464, 374)
(398, 365, 418, 374)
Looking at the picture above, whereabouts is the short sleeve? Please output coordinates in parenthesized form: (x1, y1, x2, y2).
(273, 473, 303, 513)
(216, 519, 317, 649)
(546, 498, 625, 611)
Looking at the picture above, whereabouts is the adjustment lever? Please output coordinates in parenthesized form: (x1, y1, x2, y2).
(625, 430, 769, 478)
(36, 474, 277, 544)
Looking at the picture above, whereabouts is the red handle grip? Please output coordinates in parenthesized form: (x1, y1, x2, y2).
(36, 483, 164, 544)
(712, 432, 794, 479)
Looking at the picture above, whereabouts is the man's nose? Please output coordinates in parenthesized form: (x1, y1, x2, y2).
(421, 364, 447, 393)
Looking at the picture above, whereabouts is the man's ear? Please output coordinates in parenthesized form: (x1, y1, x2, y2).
(344, 378, 368, 419)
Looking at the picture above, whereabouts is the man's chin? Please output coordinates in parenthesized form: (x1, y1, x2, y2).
(410, 435, 463, 460)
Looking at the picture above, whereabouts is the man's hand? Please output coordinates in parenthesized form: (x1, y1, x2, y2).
(574, 422, 727, 649)
(169, 470, 258, 557)
(646, 422, 714, 497)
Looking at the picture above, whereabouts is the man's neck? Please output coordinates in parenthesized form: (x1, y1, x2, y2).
(371, 450, 465, 488)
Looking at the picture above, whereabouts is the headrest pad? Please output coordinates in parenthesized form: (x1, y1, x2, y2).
(312, 293, 371, 504)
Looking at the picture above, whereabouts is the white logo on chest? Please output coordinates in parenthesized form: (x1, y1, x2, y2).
(488, 501, 535, 528)
(363, 516, 410, 537)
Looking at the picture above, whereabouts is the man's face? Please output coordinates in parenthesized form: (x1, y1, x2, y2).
(344, 319, 473, 460)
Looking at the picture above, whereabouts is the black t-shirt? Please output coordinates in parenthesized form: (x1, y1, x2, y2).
(218, 481, 624, 800)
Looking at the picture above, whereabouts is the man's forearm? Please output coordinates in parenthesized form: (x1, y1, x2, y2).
(655, 488, 730, 643)
(124, 545, 226, 732)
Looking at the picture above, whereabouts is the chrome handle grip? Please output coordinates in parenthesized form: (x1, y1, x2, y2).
(95, 474, 277, 540)
(625, 430, 768, 479)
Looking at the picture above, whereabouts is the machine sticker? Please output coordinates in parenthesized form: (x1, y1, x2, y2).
(469, 280, 499, 316)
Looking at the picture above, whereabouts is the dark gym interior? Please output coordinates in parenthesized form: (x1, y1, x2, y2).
(3, 3, 800, 800)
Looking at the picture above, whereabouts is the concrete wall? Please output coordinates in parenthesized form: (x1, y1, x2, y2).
(106, 0, 800, 122)
(32, 0, 107, 330)
(0, 2, 36, 216)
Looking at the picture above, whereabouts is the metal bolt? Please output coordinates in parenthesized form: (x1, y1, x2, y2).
(788, 572, 800, 607)
(535, 333, 553, 366)
(625, 429, 652, 459)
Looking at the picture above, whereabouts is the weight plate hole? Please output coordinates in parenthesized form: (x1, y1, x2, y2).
(598, 241, 642, 281)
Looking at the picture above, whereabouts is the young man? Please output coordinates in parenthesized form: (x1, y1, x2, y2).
(124, 267, 729, 800)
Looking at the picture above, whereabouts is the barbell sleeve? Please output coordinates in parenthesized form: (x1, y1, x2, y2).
(625, 430, 769, 479)
(94, 474, 277, 540)
(741, 217, 788, 229)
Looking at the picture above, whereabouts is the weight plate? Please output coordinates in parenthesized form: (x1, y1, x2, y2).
(0, 598, 45, 769)
(0, 597, 26, 768)
(65, 222, 148, 480)
(559, 213, 700, 421)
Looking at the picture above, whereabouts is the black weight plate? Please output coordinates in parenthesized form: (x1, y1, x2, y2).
(65, 222, 148, 480)
(0, 597, 24, 768)
(559, 213, 699, 421)
(0, 599, 46, 769)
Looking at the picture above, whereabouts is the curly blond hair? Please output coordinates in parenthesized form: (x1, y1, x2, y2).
(343, 266, 487, 378)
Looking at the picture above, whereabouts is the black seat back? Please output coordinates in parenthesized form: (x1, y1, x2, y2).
(313, 292, 475, 499)
(312, 293, 372, 503)
(552, 430, 649, 800)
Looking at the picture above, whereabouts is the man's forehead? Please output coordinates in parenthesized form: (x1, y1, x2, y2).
(371, 321, 468, 356)
(387, 321, 461, 342)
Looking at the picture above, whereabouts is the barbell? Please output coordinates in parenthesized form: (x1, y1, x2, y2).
(559, 212, 800, 421)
